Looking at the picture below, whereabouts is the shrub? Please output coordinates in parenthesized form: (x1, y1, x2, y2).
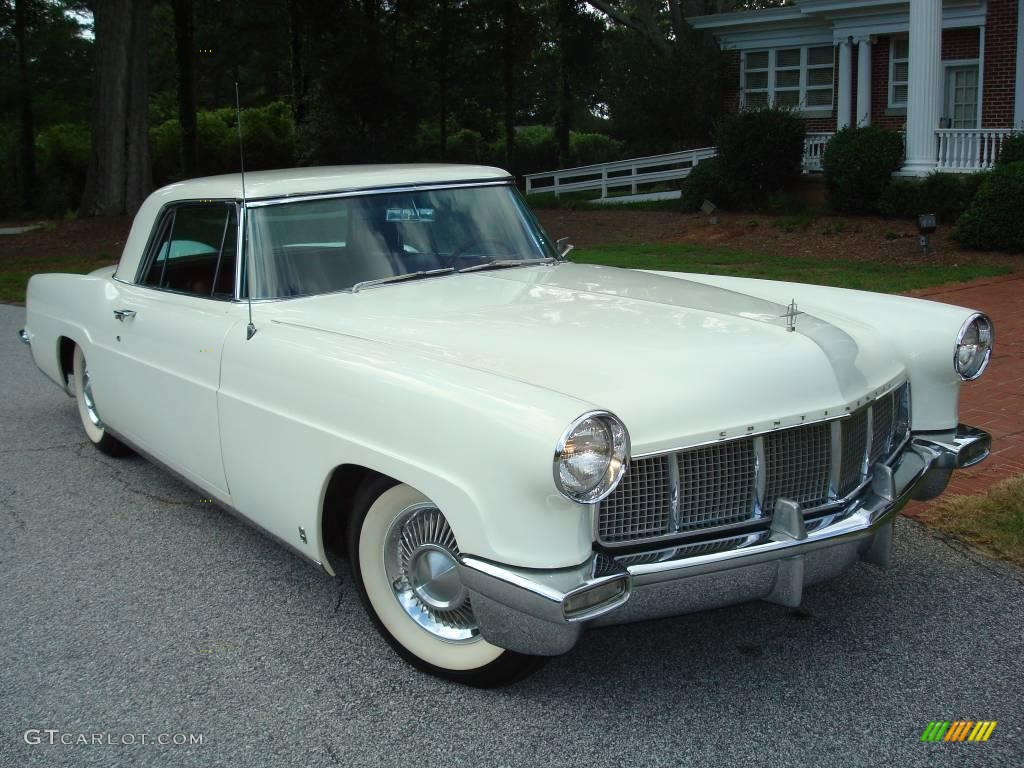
(822, 126, 904, 213)
(150, 101, 296, 186)
(996, 133, 1024, 166)
(879, 172, 982, 223)
(569, 132, 625, 167)
(713, 107, 805, 210)
(35, 123, 90, 215)
(513, 125, 558, 176)
(680, 156, 732, 211)
(954, 161, 1024, 252)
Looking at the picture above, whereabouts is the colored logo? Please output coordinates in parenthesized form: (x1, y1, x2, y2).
(920, 721, 997, 742)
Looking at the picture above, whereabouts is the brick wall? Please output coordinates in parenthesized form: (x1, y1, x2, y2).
(871, 36, 905, 130)
(943, 27, 980, 60)
(723, 50, 741, 114)
(982, 0, 1019, 127)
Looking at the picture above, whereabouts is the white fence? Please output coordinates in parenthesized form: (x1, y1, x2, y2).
(935, 128, 1016, 171)
(802, 133, 834, 172)
(523, 147, 717, 199)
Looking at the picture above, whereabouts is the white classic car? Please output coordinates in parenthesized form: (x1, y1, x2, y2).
(22, 166, 994, 686)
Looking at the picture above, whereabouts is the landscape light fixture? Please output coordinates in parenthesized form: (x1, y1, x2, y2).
(917, 212, 937, 253)
(701, 198, 719, 224)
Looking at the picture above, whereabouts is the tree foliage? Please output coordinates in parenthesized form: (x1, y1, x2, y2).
(0, 0, 757, 215)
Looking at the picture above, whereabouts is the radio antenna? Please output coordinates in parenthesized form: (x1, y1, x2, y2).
(236, 82, 256, 340)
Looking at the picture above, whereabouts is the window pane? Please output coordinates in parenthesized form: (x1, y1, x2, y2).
(159, 206, 230, 295)
(806, 88, 833, 107)
(213, 208, 238, 298)
(744, 91, 769, 107)
(776, 48, 801, 68)
(892, 38, 909, 60)
(892, 84, 908, 104)
(808, 46, 834, 66)
(807, 67, 833, 87)
(776, 70, 800, 88)
(893, 61, 909, 83)
(246, 187, 555, 299)
(775, 90, 800, 107)
(141, 214, 175, 287)
(745, 51, 769, 69)
(745, 71, 768, 89)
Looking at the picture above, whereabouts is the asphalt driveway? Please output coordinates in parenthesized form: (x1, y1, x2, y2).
(1, 303, 1022, 768)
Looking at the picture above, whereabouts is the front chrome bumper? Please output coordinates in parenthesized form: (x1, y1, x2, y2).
(457, 424, 990, 656)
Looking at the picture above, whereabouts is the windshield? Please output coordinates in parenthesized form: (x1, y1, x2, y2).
(242, 184, 557, 299)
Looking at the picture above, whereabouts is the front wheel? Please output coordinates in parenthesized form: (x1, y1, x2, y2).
(347, 477, 545, 686)
(72, 345, 130, 457)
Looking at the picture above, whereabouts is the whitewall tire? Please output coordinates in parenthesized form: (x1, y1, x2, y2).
(347, 477, 544, 686)
(73, 345, 130, 457)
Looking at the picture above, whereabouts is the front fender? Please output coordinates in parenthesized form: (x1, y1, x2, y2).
(217, 318, 600, 571)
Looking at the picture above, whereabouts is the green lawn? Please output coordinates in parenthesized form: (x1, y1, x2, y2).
(571, 243, 1013, 294)
(0, 252, 117, 304)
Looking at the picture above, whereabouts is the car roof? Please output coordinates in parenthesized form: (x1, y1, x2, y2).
(116, 164, 514, 283)
(149, 164, 513, 203)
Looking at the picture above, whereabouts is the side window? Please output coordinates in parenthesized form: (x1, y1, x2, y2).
(140, 203, 238, 298)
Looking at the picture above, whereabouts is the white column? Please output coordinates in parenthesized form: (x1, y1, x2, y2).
(857, 38, 872, 126)
(837, 40, 853, 129)
(902, 0, 943, 174)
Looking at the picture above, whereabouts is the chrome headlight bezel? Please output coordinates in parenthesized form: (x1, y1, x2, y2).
(552, 410, 630, 504)
(954, 313, 994, 381)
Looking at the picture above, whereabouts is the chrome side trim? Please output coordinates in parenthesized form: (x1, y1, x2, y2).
(18, 328, 30, 346)
(102, 426, 328, 574)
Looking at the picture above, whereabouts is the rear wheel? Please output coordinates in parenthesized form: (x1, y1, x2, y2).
(73, 345, 130, 457)
(347, 477, 544, 686)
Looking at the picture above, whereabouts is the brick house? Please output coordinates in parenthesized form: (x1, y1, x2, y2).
(690, 0, 1024, 174)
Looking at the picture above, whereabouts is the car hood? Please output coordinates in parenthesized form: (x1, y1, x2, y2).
(273, 263, 905, 453)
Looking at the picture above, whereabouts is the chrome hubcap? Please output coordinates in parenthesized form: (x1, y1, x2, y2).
(81, 364, 103, 428)
(383, 503, 478, 643)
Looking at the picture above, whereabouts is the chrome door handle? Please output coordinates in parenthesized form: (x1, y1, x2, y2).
(113, 309, 137, 322)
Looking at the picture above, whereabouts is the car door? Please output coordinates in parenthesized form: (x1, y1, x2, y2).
(101, 202, 243, 497)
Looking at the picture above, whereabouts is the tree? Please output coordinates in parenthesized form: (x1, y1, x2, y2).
(14, 0, 35, 209)
(79, 0, 152, 216)
(171, 0, 196, 178)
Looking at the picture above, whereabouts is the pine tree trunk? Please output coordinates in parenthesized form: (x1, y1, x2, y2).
(553, 0, 573, 168)
(80, 0, 153, 217)
(502, 0, 516, 173)
(287, 0, 307, 127)
(14, 0, 36, 210)
(172, 0, 197, 178)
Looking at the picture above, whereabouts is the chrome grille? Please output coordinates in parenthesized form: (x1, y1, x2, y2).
(838, 410, 870, 497)
(598, 383, 910, 546)
(677, 440, 756, 531)
(870, 390, 895, 464)
(598, 453, 672, 542)
(763, 422, 832, 512)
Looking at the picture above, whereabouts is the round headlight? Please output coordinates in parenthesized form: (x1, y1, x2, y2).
(553, 411, 630, 503)
(954, 313, 994, 381)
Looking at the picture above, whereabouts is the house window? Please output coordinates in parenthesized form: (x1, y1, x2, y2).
(889, 37, 909, 107)
(742, 46, 834, 111)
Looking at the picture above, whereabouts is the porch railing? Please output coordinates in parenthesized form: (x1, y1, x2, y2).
(523, 147, 717, 199)
(802, 132, 834, 172)
(935, 128, 1017, 171)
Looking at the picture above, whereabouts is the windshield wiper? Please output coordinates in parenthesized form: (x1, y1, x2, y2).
(457, 258, 556, 274)
(350, 267, 454, 293)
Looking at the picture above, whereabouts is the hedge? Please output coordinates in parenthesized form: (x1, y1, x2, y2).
(954, 161, 1024, 252)
(822, 126, 904, 213)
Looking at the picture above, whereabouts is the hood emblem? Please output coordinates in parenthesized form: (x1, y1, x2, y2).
(781, 300, 803, 332)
